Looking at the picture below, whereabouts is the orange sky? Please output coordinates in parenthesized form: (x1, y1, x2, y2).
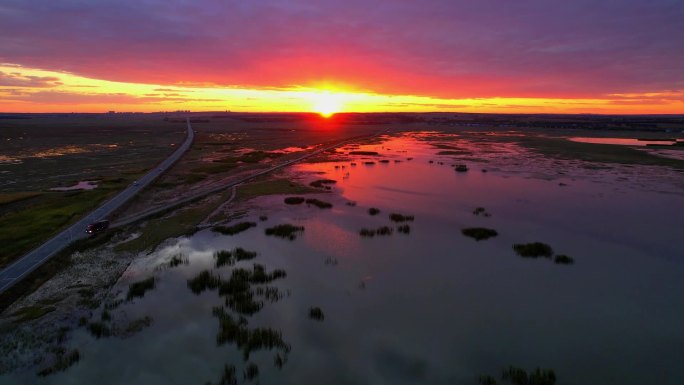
(1, 65, 683, 114)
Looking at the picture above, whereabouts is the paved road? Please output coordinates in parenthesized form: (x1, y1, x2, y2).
(0, 120, 195, 293)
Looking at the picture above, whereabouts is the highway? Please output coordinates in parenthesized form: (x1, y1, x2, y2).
(0, 119, 195, 293)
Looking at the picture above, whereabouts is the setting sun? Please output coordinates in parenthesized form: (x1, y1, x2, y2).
(312, 91, 343, 117)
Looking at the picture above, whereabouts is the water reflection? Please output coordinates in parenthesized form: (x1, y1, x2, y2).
(11, 134, 684, 385)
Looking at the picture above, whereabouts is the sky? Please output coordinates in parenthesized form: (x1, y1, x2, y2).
(1, 0, 683, 114)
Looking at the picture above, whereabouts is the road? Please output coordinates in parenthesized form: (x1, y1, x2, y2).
(112, 130, 384, 228)
(0, 120, 195, 293)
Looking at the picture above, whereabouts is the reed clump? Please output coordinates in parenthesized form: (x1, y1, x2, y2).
(212, 221, 257, 235)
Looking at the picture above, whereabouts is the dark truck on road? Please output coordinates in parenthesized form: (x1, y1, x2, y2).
(86, 220, 109, 235)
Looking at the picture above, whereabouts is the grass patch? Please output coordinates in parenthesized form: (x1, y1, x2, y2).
(309, 307, 325, 321)
(236, 178, 317, 201)
(11, 305, 56, 323)
(126, 277, 156, 301)
(554, 254, 574, 265)
(244, 363, 259, 381)
(513, 242, 554, 258)
(215, 248, 258, 267)
(462, 227, 498, 241)
(187, 270, 222, 294)
(37, 348, 80, 377)
(213, 221, 257, 236)
(368, 207, 380, 215)
(87, 322, 111, 338)
(473, 207, 492, 217)
(124, 316, 153, 334)
(212, 306, 289, 360)
(397, 224, 411, 234)
(0, 191, 42, 206)
(359, 226, 393, 237)
(389, 213, 415, 222)
(265, 224, 305, 240)
(305, 198, 333, 209)
(284, 196, 305, 204)
(455, 164, 469, 172)
(309, 179, 337, 188)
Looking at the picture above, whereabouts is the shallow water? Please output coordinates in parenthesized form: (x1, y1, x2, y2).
(6, 134, 684, 385)
(568, 137, 681, 146)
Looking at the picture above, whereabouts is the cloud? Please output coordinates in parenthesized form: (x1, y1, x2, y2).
(0, 0, 682, 100)
(0, 89, 222, 104)
(0, 70, 62, 87)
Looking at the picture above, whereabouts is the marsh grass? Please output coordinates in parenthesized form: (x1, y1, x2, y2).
(363, 161, 376, 165)
(126, 277, 156, 301)
(513, 242, 554, 258)
(461, 227, 498, 241)
(214, 248, 257, 267)
(305, 198, 333, 209)
(87, 322, 111, 338)
(389, 213, 415, 222)
(309, 179, 336, 188)
(37, 348, 80, 377)
(124, 316, 153, 334)
(379, 159, 390, 163)
(11, 305, 56, 323)
(360, 226, 393, 237)
(478, 375, 498, 385)
(349, 151, 379, 155)
(284, 196, 305, 204)
(187, 270, 222, 294)
(397, 224, 411, 234)
(473, 207, 492, 217)
(309, 307, 325, 321)
(212, 306, 289, 360)
(265, 224, 305, 240)
(368, 207, 380, 215)
(212, 221, 257, 236)
(455, 164, 469, 172)
(168, 253, 188, 268)
(554, 255, 574, 265)
(244, 363, 259, 381)
(500, 366, 556, 385)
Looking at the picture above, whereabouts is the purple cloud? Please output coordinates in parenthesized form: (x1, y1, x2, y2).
(0, 0, 682, 99)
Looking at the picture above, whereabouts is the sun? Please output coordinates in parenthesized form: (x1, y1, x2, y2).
(312, 91, 342, 118)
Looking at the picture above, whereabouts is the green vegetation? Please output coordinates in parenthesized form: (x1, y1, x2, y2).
(554, 255, 575, 265)
(244, 363, 259, 382)
(212, 364, 237, 385)
(360, 226, 393, 237)
(213, 221, 257, 236)
(284, 196, 305, 204)
(305, 198, 333, 209)
(503, 366, 556, 385)
(37, 348, 80, 377)
(236, 178, 318, 202)
(397, 224, 411, 234)
(349, 151, 379, 155)
(473, 207, 492, 217)
(124, 316, 153, 334)
(309, 307, 325, 321)
(462, 227, 499, 241)
(0, 184, 127, 268)
(265, 224, 305, 240)
(168, 253, 188, 268)
(479, 375, 498, 385)
(212, 306, 289, 360)
(115, 195, 230, 253)
(126, 277, 156, 301)
(11, 305, 56, 323)
(87, 322, 111, 338)
(309, 179, 337, 188)
(368, 207, 380, 215)
(215, 248, 258, 268)
(389, 213, 415, 222)
(513, 242, 554, 258)
(187, 270, 222, 295)
(0, 192, 42, 206)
